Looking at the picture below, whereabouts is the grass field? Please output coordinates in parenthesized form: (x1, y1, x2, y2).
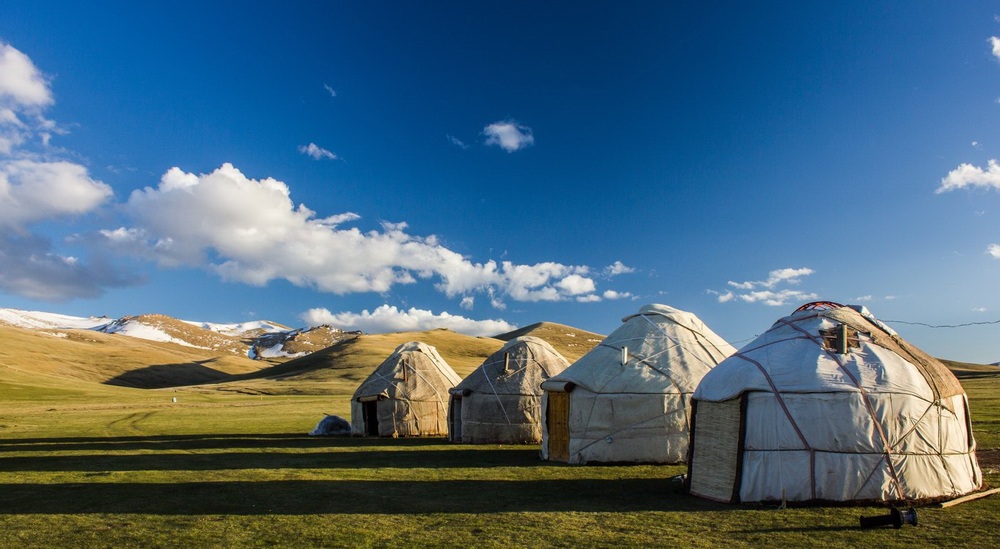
(1, 324, 999, 547)
(1, 374, 998, 547)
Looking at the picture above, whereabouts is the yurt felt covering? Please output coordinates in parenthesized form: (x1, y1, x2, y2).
(687, 304, 982, 504)
(351, 341, 461, 437)
(449, 336, 570, 444)
(540, 304, 736, 464)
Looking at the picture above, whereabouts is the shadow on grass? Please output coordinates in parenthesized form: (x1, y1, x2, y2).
(104, 361, 234, 389)
(0, 478, 724, 515)
(0, 434, 453, 453)
(0, 447, 543, 472)
(0, 434, 484, 454)
(0, 434, 550, 471)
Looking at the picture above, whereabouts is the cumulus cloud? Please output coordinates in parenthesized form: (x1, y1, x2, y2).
(0, 160, 113, 229)
(603, 261, 635, 276)
(991, 36, 1000, 62)
(298, 143, 337, 160)
(460, 296, 475, 310)
(300, 304, 515, 336)
(727, 267, 814, 290)
(937, 159, 1000, 193)
(602, 289, 633, 300)
(0, 41, 132, 301)
(988, 243, 1000, 258)
(483, 121, 534, 152)
(115, 163, 603, 306)
(0, 42, 52, 108)
(715, 267, 817, 306)
(0, 41, 58, 155)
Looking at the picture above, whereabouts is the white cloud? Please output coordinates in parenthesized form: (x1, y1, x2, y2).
(116, 163, 601, 305)
(0, 160, 113, 229)
(603, 261, 635, 276)
(483, 121, 534, 152)
(731, 289, 819, 307)
(716, 267, 816, 306)
(0, 41, 135, 302)
(937, 159, 1000, 193)
(556, 274, 596, 295)
(298, 143, 337, 160)
(447, 135, 469, 149)
(460, 296, 475, 310)
(991, 36, 1000, 61)
(0, 42, 52, 108)
(300, 305, 515, 337)
(853, 295, 873, 302)
(972, 306, 987, 313)
(323, 84, 337, 97)
(602, 289, 633, 300)
(576, 294, 601, 303)
(728, 267, 814, 290)
(716, 291, 735, 303)
(0, 41, 60, 156)
(988, 243, 1000, 259)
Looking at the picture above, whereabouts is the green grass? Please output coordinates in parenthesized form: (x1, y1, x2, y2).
(2, 377, 1000, 547)
(1, 326, 998, 547)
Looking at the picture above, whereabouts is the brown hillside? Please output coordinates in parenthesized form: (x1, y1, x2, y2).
(117, 314, 252, 357)
(204, 329, 505, 396)
(494, 321, 604, 362)
(0, 324, 268, 389)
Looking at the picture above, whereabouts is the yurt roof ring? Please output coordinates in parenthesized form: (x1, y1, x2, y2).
(794, 301, 845, 311)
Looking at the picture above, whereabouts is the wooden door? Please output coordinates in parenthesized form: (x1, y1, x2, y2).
(546, 391, 570, 462)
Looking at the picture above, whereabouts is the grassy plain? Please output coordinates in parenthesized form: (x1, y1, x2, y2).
(1, 323, 998, 547)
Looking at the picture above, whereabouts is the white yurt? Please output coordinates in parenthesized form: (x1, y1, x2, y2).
(540, 304, 736, 464)
(448, 336, 570, 444)
(351, 341, 461, 437)
(686, 301, 982, 504)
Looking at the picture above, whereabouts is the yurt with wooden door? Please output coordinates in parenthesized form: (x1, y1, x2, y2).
(448, 336, 570, 444)
(351, 341, 461, 437)
(686, 301, 982, 504)
(539, 304, 736, 464)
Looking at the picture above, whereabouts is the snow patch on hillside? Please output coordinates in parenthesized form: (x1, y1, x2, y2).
(0, 309, 112, 330)
(99, 317, 199, 348)
(184, 319, 288, 337)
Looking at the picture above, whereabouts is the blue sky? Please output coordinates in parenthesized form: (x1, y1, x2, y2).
(1, 2, 999, 362)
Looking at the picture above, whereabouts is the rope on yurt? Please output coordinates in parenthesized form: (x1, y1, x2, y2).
(728, 349, 817, 500)
(777, 315, 907, 502)
(573, 312, 718, 457)
(480, 351, 518, 441)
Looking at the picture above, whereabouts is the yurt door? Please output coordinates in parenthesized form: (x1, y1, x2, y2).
(547, 391, 570, 462)
(363, 401, 380, 436)
(449, 397, 463, 442)
(687, 397, 744, 502)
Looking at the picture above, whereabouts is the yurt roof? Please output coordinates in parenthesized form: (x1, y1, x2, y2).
(693, 302, 965, 404)
(352, 341, 461, 399)
(451, 336, 569, 395)
(544, 303, 736, 394)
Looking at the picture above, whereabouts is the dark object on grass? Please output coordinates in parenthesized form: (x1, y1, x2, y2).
(858, 507, 918, 529)
(309, 414, 352, 436)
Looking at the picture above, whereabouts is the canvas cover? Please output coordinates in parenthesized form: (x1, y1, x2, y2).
(539, 304, 736, 464)
(350, 341, 462, 437)
(687, 303, 982, 503)
(448, 336, 570, 444)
